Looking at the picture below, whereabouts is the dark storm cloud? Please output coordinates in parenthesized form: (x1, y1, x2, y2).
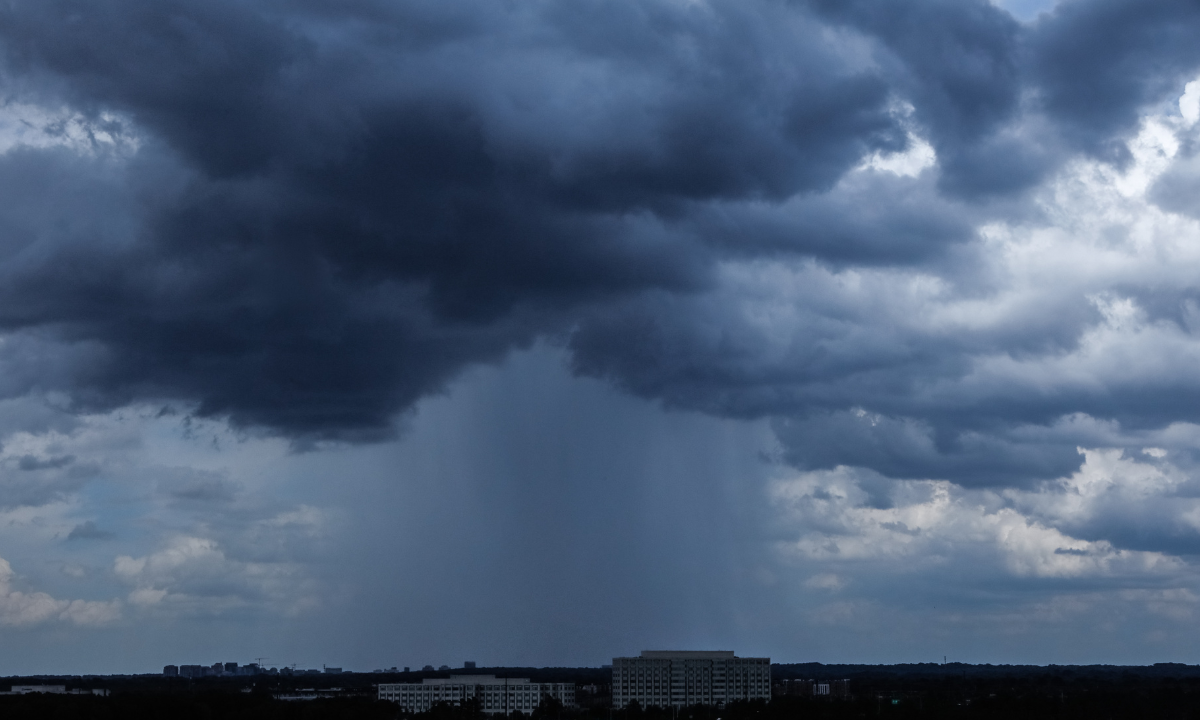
(0, 0, 1196, 485)
(0, 0, 915, 439)
(808, 0, 1045, 196)
(770, 411, 1086, 486)
(813, 0, 1200, 193)
(1028, 0, 1200, 162)
(689, 171, 980, 266)
(566, 270, 1200, 487)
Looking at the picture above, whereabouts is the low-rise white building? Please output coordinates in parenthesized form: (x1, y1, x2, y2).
(612, 651, 770, 709)
(1, 686, 108, 696)
(378, 675, 575, 715)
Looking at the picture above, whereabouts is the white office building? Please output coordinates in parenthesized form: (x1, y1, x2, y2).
(378, 675, 575, 715)
(612, 651, 770, 709)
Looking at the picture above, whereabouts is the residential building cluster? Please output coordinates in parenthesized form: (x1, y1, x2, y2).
(378, 675, 575, 715)
(376, 650, 771, 714)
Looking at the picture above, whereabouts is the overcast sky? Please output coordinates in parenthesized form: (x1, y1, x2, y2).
(7, 0, 1200, 674)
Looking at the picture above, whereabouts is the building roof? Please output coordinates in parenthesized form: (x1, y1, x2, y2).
(638, 651, 737, 659)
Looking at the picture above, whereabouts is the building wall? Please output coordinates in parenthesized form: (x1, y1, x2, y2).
(612, 652, 770, 709)
(378, 676, 575, 715)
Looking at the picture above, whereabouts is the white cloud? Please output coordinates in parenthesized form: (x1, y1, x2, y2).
(60, 598, 123, 626)
(859, 133, 937, 178)
(0, 102, 140, 156)
(772, 462, 1177, 580)
(115, 532, 323, 618)
(0, 557, 120, 627)
(857, 100, 937, 178)
(127, 587, 168, 607)
(685, 91, 1200, 432)
(803, 573, 845, 591)
(1180, 79, 1200, 127)
(766, 442, 1200, 651)
(1009, 448, 1190, 528)
(0, 402, 331, 644)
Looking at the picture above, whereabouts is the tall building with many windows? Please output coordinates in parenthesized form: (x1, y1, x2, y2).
(612, 651, 770, 709)
(378, 676, 575, 715)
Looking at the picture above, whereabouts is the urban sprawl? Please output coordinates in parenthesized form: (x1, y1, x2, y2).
(154, 651, 843, 715)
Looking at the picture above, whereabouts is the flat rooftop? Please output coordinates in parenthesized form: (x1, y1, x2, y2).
(638, 651, 737, 659)
(420, 676, 532, 685)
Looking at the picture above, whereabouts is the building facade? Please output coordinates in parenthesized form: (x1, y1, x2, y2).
(378, 675, 575, 715)
(612, 651, 770, 709)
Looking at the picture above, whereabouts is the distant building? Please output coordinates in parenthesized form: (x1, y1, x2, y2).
(465, 661, 477, 669)
(379, 675, 575, 715)
(163, 665, 179, 677)
(612, 651, 770, 709)
(774, 678, 849, 699)
(225, 662, 238, 673)
(324, 667, 343, 674)
(274, 688, 353, 701)
(2, 686, 107, 696)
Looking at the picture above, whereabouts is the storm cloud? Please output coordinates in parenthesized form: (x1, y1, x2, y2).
(0, 0, 911, 440)
(0, 0, 1187, 451)
(4, 0, 1200, 670)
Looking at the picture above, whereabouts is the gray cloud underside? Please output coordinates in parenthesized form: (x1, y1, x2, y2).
(0, 0, 1198, 483)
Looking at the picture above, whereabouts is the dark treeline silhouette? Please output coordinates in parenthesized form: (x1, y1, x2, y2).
(8, 665, 1200, 719)
(0, 691, 397, 720)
